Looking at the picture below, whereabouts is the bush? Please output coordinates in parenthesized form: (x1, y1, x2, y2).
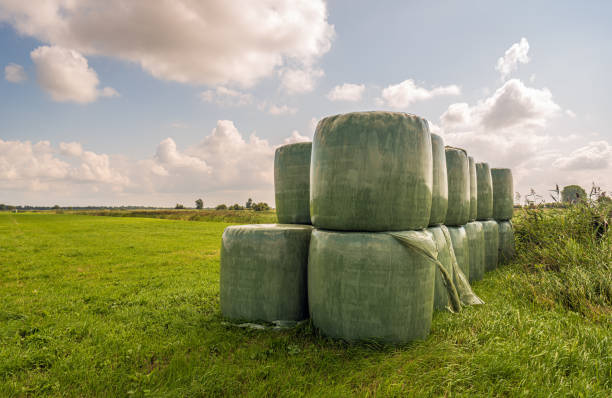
(175, 204, 185, 209)
(252, 202, 270, 211)
(513, 201, 612, 320)
(215, 204, 227, 210)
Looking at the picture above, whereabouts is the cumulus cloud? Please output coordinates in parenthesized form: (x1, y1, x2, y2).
(552, 141, 612, 170)
(30, 46, 118, 103)
(283, 130, 310, 144)
(267, 104, 297, 115)
(565, 109, 577, 118)
(441, 79, 560, 131)
(280, 67, 324, 94)
(0, 1, 335, 88)
(379, 79, 460, 108)
(4, 63, 27, 83)
(326, 83, 365, 101)
(496, 38, 530, 81)
(200, 86, 252, 106)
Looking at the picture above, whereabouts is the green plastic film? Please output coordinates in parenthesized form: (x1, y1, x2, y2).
(429, 134, 448, 226)
(468, 156, 477, 222)
(220, 224, 313, 322)
(476, 162, 493, 220)
(426, 226, 454, 310)
(447, 225, 470, 283)
(498, 220, 516, 264)
(481, 220, 499, 272)
(308, 229, 435, 343)
(310, 111, 432, 231)
(444, 147, 470, 226)
(274, 142, 312, 224)
(491, 168, 514, 220)
(465, 221, 485, 282)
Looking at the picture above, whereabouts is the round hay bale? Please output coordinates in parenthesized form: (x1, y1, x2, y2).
(274, 142, 312, 224)
(465, 221, 485, 282)
(308, 229, 435, 343)
(220, 224, 313, 322)
(429, 133, 448, 226)
(447, 225, 470, 284)
(426, 226, 454, 311)
(310, 111, 432, 231)
(481, 220, 499, 272)
(468, 156, 477, 222)
(498, 221, 515, 264)
(476, 162, 493, 220)
(491, 168, 514, 221)
(444, 147, 470, 226)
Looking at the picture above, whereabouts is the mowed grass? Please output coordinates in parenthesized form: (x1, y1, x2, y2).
(0, 213, 610, 397)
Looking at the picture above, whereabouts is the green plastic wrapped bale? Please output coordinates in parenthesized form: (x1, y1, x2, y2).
(447, 226, 470, 284)
(308, 229, 435, 343)
(481, 220, 499, 272)
(498, 221, 516, 264)
(465, 221, 485, 282)
(220, 224, 313, 322)
(274, 142, 312, 224)
(444, 147, 470, 226)
(468, 156, 477, 222)
(310, 111, 432, 231)
(429, 133, 448, 226)
(492, 168, 514, 221)
(426, 226, 454, 310)
(476, 162, 493, 220)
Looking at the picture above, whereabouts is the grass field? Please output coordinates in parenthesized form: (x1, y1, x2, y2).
(1, 213, 610, 397)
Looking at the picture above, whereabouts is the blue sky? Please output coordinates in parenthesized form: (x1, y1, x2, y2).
(1, 1, 611, 206)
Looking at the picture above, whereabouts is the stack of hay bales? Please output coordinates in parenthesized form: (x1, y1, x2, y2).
(219, 142, 313, 323)
(219, 110, 514, 343)
(492, 168, 515, 264)
(465, 156, 485, 283)
(308, 112, 436, 344)
(476, 163, 499, 272)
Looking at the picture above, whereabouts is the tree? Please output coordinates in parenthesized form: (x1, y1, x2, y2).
(229, 204, 245, 210)
(252, 202, 270, 211)
(245, 198, 253, 209)
(175, 203, 185, 209)
(195, 198, 204, 209)
(215, 204, 228, 210)
(561, 185, 586, 204)
(52, 205, 61, 209)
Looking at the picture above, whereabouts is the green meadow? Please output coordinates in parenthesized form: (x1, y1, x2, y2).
(0, 212, 610, 397)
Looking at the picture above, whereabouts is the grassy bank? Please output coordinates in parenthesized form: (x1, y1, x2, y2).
(70, 209, 277, 224)
(0, 213, 610, 397)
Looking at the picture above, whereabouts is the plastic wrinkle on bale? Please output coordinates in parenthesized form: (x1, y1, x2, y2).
(274, 142, 312, 224)
(425, 226, 455, 311)
(429, 133, 448, 226)
(220, 224, 313, 324)
(310, 111, 433, 232)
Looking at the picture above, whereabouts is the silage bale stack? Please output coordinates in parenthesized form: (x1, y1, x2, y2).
(476, 162, 499, 272)
(491, 168, 515, 264)
(465, 156, 485, 283)
(308, 111, 437, 343)
(219, 142, 314, 324)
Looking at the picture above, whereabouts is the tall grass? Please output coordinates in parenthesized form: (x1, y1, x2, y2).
(513, 202, 612, 320)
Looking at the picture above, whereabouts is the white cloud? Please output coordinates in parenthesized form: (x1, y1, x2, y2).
(4, 63, 27, 83)
(200, 86, 252, 106)
(441, 79, 560, 131)
(30, 46, 118, 103)
(283, 130, 310, 144)
(496, 38, 530, 80)
(280, 67, 324, 94)
(0, 1, 335, 88)
(565, 109, 577, 118)
(552, 141, 612, 170)
(154, 138, 211, 174)
(379, 79, 460, 108)
(268, 104, 297, 115)
(326, 83, 365, 101)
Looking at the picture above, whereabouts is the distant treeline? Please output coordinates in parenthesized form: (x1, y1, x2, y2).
(0, 204, 164, 211)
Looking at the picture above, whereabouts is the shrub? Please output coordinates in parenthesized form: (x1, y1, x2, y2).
(215, 204, 227, 210)
(252, 202, 270, 211)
